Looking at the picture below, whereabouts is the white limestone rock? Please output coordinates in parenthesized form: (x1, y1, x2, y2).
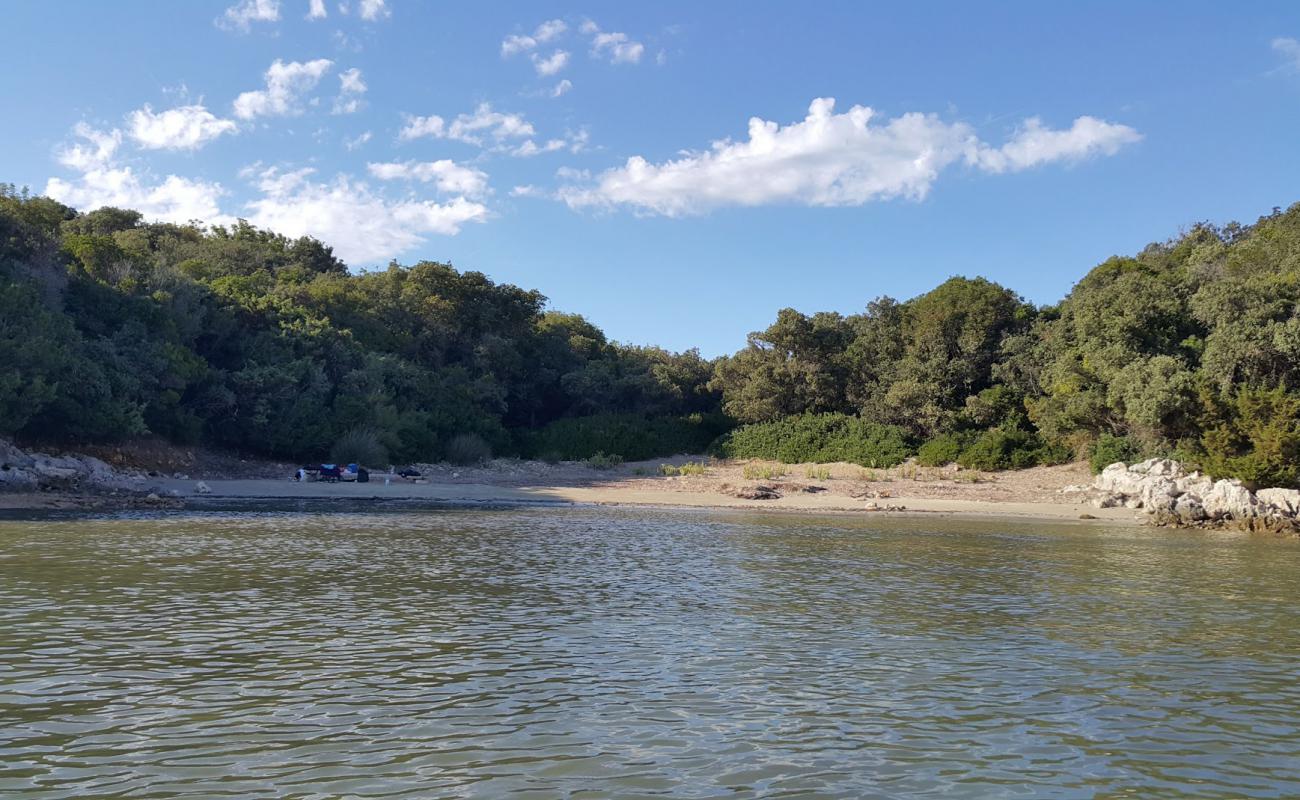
(1256, 488, 1300, 518)
(1202, 479, 1258, 520)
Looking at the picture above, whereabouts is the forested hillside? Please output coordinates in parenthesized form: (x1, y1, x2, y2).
(3, 183, 1298, 486)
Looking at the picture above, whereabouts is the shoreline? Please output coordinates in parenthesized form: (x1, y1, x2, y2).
(1, 475, 1140, 525)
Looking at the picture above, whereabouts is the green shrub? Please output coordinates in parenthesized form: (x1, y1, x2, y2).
(584, 451, 624, 470)
(520, 413, 732, 462)
(1194, 386, 1300, 488)
(916, 433, 969, 467)
(957, 428, 1061, 471)
(714, 413, 915, 467)
(1089, 433, 1139, 474)
(330, 428, 388, 467)
(446, 432, 492, 465)
(806, 465, 832, 480)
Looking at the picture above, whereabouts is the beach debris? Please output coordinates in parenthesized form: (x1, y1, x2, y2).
(772, 482, 826, 494)
(863, 501, 907, 512)
(720, 483, 782, 500)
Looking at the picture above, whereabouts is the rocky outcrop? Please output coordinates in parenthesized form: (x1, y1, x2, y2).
(1091, 458, 1299, 533)
(0, 439, 147, 494)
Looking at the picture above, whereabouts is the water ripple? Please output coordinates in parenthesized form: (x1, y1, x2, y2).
(1, 507, 1298, 798)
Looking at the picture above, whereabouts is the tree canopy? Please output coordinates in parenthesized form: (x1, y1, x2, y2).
(3, 182, 1299, 486)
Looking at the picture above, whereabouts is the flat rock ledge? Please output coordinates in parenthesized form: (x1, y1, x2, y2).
(1082, 458, 1300, 534)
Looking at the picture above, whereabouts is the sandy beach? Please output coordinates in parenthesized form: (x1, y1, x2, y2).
(126, 458, 1136, 523)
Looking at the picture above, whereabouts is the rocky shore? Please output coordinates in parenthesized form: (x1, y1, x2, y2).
(0, 439, 182, 508)
(1080, 458, 1300, 534)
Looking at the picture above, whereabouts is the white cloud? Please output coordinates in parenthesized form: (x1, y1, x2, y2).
(358, 0, 389, 20)
(344, 131, 372, 150)
(1274, 37, 1300, 71)
(510, 139, 566, 158)
(551, 79, 572, 97)
(973, 116, 1143, 173)
(583, 21, 643, 64)
(244, 167, 487, 264)
(307, 0, 327, 19)
(55, 123, 122, 171)
(218, 0, 280, 31)
(535, 19, 566, 42)
(367, 159, 489, 197)
(398, 114, 446, 141)
(510, 128, 588, 158)
(127, 104, 238, 151)
(502, 18, 567, 57)
(332, 67, 367, 114)
(233, 58, 334, 119)
(532, 49, 569, 76)
(47, 125, 228, 224)
(559, 97, 1140, 216)
(510, 184, 543, 197)
(399, 103, 534, 145)
(399, 104, 582, 156)
(47, 169, 229, 225)
(448, 104, 534, 144)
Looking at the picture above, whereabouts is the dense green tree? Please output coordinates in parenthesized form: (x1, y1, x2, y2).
(4, 187, 1300, 486)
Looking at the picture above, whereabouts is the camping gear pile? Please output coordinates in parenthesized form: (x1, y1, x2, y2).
(297, 463, 370, 483)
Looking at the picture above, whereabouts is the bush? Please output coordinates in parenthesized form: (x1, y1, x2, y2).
(742, 463, 788, 480)
(661, 461, 708, 476)
(1194, 386, 1300, 488)
(916, 433, 969, 467)
(714, 413, 914, 467)
(584, 451, 623, 470)
(957, 428, 1065, 471)
(330, 428, 388, 467)
(1089, 433, 1139, 474)
(519, 413, 732, 462)
(445, 432, 492, 465)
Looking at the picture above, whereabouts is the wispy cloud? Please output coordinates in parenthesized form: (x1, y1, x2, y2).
(1273, 37, 1300, 72)
(502, 18, 567, 57)
(332, 67, 367, 114)
(217, 0, 280, 31)
(581, 20, 644, 64)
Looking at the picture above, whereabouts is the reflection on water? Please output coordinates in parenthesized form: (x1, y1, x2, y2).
(1, 507, 1297, 798)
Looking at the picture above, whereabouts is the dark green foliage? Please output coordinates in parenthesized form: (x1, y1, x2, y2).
(715, 414, 915, 467)
(917, 433, 971, 467)
(1089, 433, 1139, 474)
(330, 428, 389, 467)
(519, 413, 731, 462)
(1192, 386, 1300, 488)
(6, 185, 1300, 487)
(583, 451, 624, 469)
(957, 428, 1064, 471)
(445, 433, 492, 465)
(0, 189, 715, 461)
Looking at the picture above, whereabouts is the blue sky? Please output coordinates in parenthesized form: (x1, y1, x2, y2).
(4, 1, 1299, 356)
